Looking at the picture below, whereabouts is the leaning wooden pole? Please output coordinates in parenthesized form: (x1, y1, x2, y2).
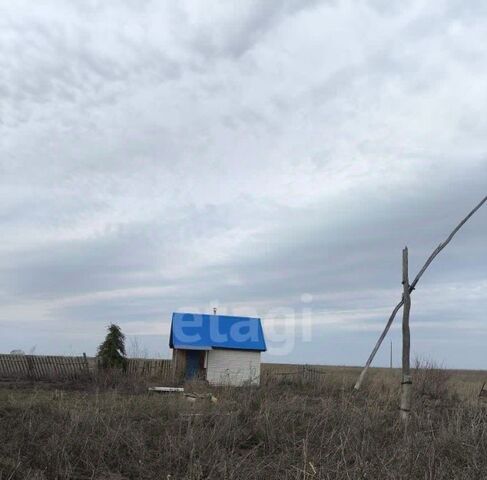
(400, 247, 411, 422)
(390, 341, 393, 369)
(354, 194, 487, 391)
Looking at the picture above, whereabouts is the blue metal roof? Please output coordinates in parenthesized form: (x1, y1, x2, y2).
(169, 312, 266, 352)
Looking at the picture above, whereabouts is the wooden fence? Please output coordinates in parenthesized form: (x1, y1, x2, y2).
(0, 355, 329, 385)
(0, 354, 173, 381)
(0, 354, 90, 380)
(261, 363, 328, 385)
(126, 358, 172, 378)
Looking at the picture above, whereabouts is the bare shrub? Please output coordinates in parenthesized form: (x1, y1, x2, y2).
(413, 357, 452, 403)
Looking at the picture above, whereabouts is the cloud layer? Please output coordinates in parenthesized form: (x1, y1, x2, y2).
(1, 0, 486, 367)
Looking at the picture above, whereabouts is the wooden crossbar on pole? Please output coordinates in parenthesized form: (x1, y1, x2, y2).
(354, 195, 487, 391)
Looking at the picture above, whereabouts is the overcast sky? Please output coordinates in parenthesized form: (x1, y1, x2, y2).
(1, 0, 486, 368)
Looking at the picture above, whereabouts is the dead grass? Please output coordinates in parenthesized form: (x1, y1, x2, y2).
(1, 365, 487, 479)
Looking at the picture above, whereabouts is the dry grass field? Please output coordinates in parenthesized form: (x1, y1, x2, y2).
(1, 363, 487, 479)
(262, 362, 487, 401)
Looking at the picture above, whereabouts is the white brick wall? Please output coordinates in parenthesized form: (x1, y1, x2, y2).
(206, 349, 261, 386)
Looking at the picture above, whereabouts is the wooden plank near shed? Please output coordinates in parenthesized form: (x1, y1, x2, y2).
(0, 354, 10, 377)
(35, 355, 46, 379)
(38, 355, 48, 379)
(38, 355, 48, 378)
(68, 356, 78, 379)
(4, 354, 16, 376)
(0, 354, 9, 376)
(18, 355, 29, 378)
(49, 356, 59, 379)
(59, 356, 69, 377)
(54, 355, 63, 378)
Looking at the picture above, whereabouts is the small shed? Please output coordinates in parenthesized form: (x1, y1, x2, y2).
(169, 312, 266, 386)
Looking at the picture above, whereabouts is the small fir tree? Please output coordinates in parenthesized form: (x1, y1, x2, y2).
(97, 324, 127, 370)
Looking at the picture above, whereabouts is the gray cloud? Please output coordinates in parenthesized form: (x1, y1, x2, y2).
(0, 0, 486, 367)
